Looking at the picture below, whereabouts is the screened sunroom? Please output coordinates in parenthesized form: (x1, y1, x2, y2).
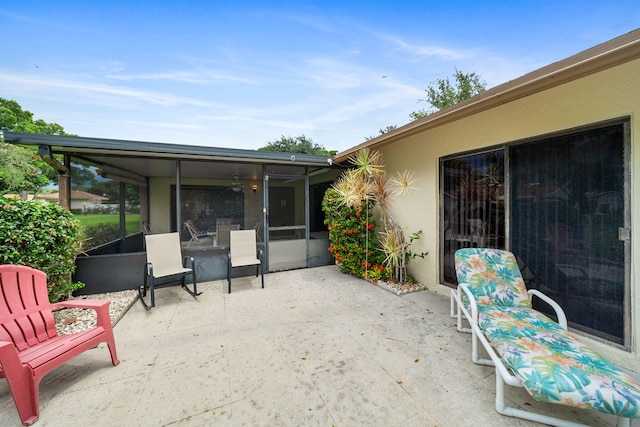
(3, 131, 343, 293)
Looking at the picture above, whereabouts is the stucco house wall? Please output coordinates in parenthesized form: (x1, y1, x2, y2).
(341, 41, 640, 370)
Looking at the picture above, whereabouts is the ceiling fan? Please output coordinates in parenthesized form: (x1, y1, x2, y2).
(229, 174, 244, 192)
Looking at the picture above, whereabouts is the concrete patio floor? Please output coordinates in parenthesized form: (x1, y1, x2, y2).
(0, 266, 627, 426)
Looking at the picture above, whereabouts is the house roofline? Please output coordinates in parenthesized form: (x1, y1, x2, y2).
(335, 28, 640, 163)
(2, 131, 333, 167)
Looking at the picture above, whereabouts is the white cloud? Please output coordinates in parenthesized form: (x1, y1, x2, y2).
(304, 58, 363, 90)
(0, 73, 215, 107)
(372, 32, 467, 61)
(106, 69, 261, 85)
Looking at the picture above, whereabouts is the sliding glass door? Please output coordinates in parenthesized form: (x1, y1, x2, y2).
(441, 150, 505, 284)
(441, 120, 630, 346)
(510, 123, 629, 345)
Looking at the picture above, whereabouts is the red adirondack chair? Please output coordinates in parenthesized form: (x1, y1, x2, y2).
(0, 264, 120, 425)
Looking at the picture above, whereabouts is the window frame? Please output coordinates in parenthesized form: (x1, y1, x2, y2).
(439, 117, 631, 349)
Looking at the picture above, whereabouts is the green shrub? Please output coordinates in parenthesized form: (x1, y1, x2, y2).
(322, 188, 388, 282)
(82, 223, 119, 248)
(322, 148, 426, 285)
(0, 196, 85, 301)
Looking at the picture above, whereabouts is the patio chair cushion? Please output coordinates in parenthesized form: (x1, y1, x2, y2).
(452, 247, 640, 423)
(455, 247, 531, 309)
(230, 230, 261, 268)
(146, 232, 186, 275)
(478, 305, 640, 418)
(478, 306, 565, 338)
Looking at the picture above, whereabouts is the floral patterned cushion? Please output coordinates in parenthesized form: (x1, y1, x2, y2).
(479, 306, 640, 418)
(455, 248, 531, 309)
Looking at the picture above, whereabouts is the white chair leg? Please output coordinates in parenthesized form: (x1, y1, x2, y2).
(616, 416, 631, 427)
(493, 358, 588, 427)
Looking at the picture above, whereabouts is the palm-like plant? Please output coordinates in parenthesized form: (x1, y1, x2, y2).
(390, 169, 417, 196)
(378, 223, 408, 283)
(329, 172, 351, 203)
(370, 174, 392, 221)
(324, 148, 424, 284)
(348, 148, 385, 181)
(331, 170, 368, 208)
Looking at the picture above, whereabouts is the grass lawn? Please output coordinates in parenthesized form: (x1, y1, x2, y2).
(75, 213, 141, 235)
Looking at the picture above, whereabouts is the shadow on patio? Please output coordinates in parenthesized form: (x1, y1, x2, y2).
(0, 266, 622, 426)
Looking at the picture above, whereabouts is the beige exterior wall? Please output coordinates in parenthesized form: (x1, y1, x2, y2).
(377, 58, 640, 371)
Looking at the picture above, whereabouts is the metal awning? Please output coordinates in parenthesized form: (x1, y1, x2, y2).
(2, 131, 336, 181)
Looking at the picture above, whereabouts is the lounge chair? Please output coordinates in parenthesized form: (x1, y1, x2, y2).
(450, 247, 567, 366)
(451, 248, 640, 426)
(184, 220, 209, 244)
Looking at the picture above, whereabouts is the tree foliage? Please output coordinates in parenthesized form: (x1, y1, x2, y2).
(0, 98, 73, 194)
(258, 135, 336, 156)
(322, 148, 427, 284)
(0, 143, 51, 194)
(410, 69, 486, 120)
(365, 125, 398, 141)
(0, 97, 71, 135)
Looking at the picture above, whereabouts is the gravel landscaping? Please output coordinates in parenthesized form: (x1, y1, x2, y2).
(53, 290, 138, 335)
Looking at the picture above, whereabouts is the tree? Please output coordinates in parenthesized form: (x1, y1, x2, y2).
(0, 97, 71, 135)
(0, 143, 50, 194)
(70, 163, 101, 191)
(0, 98, 73, 194)
(365, 125, 397, 141)
(258, 135, 336, 156)
(410, 69, 486, 120)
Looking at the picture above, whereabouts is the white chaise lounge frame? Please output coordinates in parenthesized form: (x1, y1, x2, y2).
(450, 248, 638, 427)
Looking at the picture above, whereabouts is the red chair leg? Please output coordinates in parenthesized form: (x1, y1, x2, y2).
(0, 343, 39, 425)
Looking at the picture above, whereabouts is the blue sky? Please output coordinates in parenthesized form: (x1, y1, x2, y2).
(1, 1, 637, 152)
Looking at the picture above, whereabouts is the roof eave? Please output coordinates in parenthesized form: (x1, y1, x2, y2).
(2, 131, 333, 166)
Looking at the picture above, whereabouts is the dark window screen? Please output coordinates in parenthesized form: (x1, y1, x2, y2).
(171, 185, 244, 239)
(510, 124, 626, 344)
(441, 150, 505, 284)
